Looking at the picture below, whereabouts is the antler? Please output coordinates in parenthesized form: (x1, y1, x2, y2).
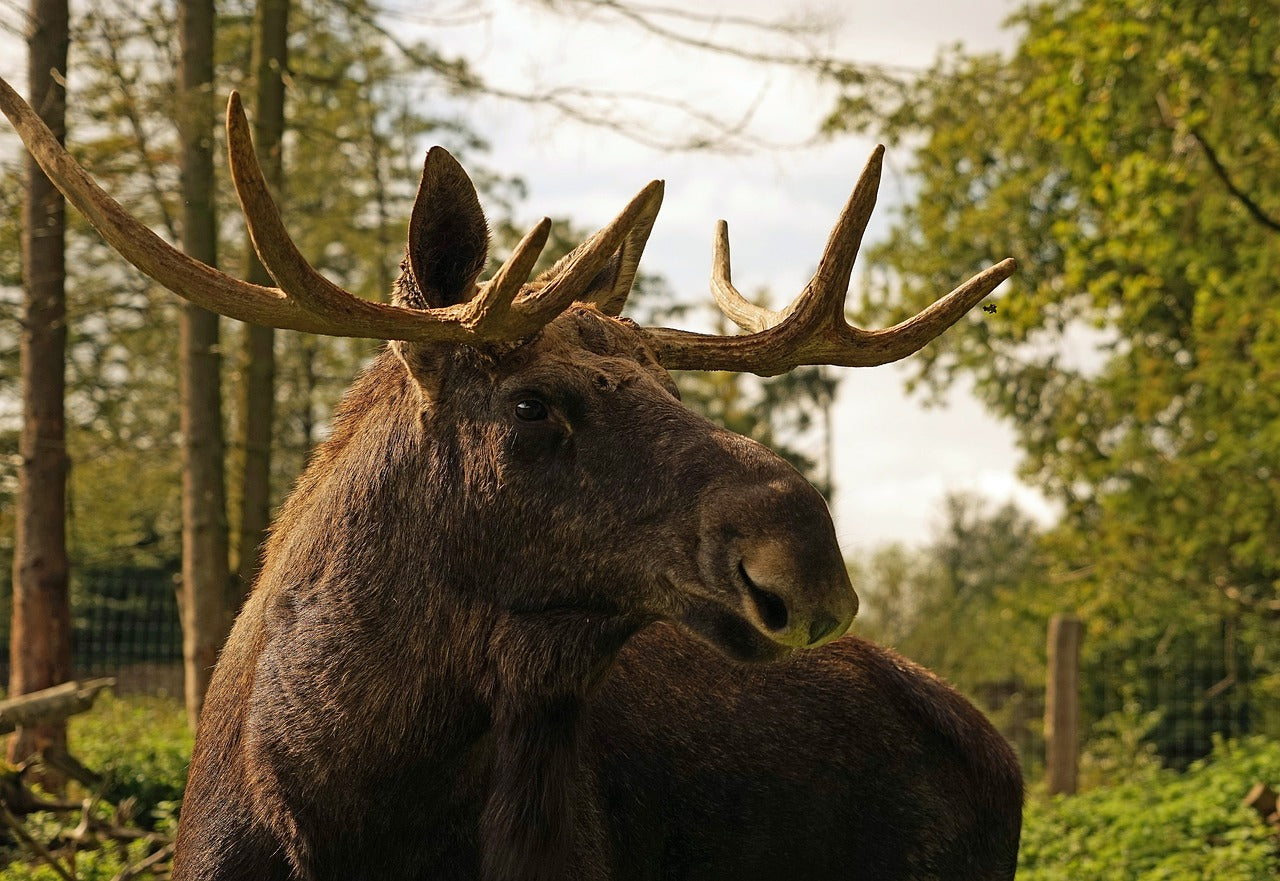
(0, 75, 660, 345)
(643, 146, 1016, 376)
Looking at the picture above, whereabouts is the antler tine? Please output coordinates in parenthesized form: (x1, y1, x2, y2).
(226, 93, 399, 324)
(582, 180, 664, 316)
(518, 180, 665, 328)
(706, 146, 880, 341)
(710, 220, 780, 333)
(790, 144, 883, 326)
(0, 75, 315, 331)
(465, 217, 551, 333)
(643, 145, 1016, 376)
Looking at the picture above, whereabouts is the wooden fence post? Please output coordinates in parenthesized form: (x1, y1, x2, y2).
(1045, 614, 1083, 795)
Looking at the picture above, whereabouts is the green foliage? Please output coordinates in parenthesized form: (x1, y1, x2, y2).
(68, 693, 192, 822)
(1077, 696, 1166, 790)
(851, 492, 1047, 693)
(0, 842, 153, 881)
(1020, 737, 1280, 880)
(0, 695, 185, 880)
(826, 0, 1280, 733)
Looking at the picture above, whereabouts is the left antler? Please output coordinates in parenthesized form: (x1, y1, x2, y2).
(642, 146, 1015, 376)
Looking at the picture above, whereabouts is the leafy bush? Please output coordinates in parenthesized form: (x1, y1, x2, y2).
(68, 692, 192, 824)
(1020, 737, 1280, 880)
(0, 696, 186, 880)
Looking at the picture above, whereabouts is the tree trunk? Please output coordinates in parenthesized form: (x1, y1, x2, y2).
(8, 0, 73, 769)
(236, 0, 289, 599)
(178, 0, 231, 730)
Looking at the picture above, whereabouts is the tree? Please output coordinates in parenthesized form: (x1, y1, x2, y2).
(235, 0, 289, 595)
(851, 492, 1046, 694)
(828, 0, 1279, 729)
(177, 0, 232, 727)
(8, 0, 73, 766)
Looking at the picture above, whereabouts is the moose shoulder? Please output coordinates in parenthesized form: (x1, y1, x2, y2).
(0, 76, 1022, 881)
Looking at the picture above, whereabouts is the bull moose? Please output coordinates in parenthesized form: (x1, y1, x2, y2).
(1, 76, 1022, 880)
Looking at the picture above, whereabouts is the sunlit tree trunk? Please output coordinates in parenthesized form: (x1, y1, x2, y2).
(178, 0, 231, 729)
(8, 0, 72, 767)
(236, 0, 289, 599)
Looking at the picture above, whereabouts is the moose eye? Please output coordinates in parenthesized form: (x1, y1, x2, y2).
(514, 399, 548, 422)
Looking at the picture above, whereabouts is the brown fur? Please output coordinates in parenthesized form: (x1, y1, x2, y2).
(170, 156, 1021, 881)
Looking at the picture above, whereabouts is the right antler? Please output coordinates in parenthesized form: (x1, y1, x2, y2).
(642, 146, 1015, 376)
(0, 76, 660, 345)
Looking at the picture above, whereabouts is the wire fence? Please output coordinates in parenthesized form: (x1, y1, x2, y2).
(0, 566, 185, 697)
(977, 617, 1261, 775)
(0, 569, 1265, 777)
(1085, 620, 1257, 768)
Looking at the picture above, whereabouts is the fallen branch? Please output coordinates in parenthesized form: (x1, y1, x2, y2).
(0, 678, 117, 735)
(111, 841, 175, 881)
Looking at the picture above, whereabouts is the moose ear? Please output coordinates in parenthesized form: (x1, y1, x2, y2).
(401, 147, 490, 309)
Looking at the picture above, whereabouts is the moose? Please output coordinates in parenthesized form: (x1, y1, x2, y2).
(2, 76, 1022, 880)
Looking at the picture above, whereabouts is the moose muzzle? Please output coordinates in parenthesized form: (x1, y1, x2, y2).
(702, 472, 858, 651)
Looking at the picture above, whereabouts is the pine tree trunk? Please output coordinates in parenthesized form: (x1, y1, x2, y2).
(236, 0, 289, 599)
(8, 0, 73, 768)
(178, 0, 231, 729)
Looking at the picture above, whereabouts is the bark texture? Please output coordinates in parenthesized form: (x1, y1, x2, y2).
(236, 0, 289, 597)
(9, 0, 73, 768)
(178, 0, 231, 729)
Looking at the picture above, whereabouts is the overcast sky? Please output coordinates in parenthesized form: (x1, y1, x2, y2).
(0, 0, 1055, 552)
(420, 0, 1054, 550)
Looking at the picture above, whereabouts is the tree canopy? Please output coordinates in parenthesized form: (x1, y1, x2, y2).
(830, 0, 1279, 737)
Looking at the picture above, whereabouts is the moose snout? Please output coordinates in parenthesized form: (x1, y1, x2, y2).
(703, 474, 858, 651)
(735, 537, 857, 649)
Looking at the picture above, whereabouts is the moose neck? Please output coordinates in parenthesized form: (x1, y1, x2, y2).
(251, 349, 643, 875)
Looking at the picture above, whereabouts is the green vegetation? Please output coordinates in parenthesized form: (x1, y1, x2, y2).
(69, 693, 192, 823)
(1020, 737, 1280, 880)
(0, 695, 186, 880)
(838, 0, 1279, 764)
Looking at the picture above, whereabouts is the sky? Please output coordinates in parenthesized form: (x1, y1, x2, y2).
(411, 0, 1056, 550)
(0, 0, 1056, 552)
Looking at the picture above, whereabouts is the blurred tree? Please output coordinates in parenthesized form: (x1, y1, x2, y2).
(852, 492, 1046, 694)
(234, 0, 289, 598)
(176, 0, 232, 727)
(8, 0, 73, 767)
(827, 0, 1279, 714)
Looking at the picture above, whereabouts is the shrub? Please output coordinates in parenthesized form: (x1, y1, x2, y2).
(68, 692, 192, 824)
(1020, 737, 1280, 880)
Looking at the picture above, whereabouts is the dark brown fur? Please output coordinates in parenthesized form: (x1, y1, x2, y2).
(170, 156, 1021, 881)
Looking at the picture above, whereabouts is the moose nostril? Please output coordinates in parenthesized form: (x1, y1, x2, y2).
(739, 561, 789, 632)
(808, 614, 839, 646)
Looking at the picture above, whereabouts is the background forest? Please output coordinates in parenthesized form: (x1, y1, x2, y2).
(1, 0, 1279, 878)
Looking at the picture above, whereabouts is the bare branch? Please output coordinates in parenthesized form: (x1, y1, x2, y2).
(1156, 91, 1280, 234)
(1188, 127, 1280, 233)
(329, 0, 910, 152)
